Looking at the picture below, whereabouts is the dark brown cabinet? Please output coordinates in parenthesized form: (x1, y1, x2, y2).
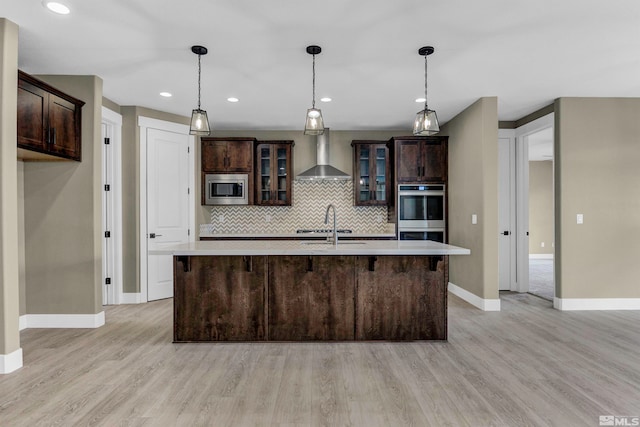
(393, 136, 448, 183)
(201, 137, 255, 173)
(351, 140, 390, 206)
(17, 70, 84, 161)
(268, 256, 355, 340)
(173, 256, 267, 341)
(255, 141, 294, 206)
(355, 255, 447, 340)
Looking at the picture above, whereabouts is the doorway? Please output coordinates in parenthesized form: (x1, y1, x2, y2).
(526, 127, 554, 300)
(515, 114, 555, 299)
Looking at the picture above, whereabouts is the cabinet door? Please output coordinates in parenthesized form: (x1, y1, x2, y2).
(47, 94, 80, 160)
(268, 256, 355, 340)
(372, 144, 389, 203)
(201, 140, 228, 172)
(422, 140, 447, 182)
(355, 255, 447, 340)
(273, 144, 291, 205)
(225, 140, 253, 172)
(396, 140, 422, 182)
(354, 144, 372, 203)
(174, 256, 267, 341)
(256, 144, 273, 203)
(17, 80, 47, 151)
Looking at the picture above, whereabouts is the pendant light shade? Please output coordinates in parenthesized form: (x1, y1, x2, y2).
(304, 45, 325, 135)
(413, 46, 440, 136)
(189, 45, 211, 136)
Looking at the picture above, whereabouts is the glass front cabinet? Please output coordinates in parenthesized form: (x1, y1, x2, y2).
(255, 141, 294, 206)
(351, 140, 391, 206)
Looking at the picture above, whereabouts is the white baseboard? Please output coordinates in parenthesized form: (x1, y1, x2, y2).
(529, 254, 554, 260)
(120, 293, 143, 304)
(22, 311, 105, 328)
(448, 282, 501, 311)
(554, 297, 640, 311)
(19, 315, 28, 331)
(0, 348, 23, 374)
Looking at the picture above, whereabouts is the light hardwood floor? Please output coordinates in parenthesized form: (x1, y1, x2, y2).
(1, 292, 639, 426)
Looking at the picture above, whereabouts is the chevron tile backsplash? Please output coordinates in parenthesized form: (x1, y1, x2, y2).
(206, 180, 390, 234)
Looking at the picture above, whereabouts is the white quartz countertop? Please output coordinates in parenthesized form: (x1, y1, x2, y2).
(199, 232, 397, 239)
(152, 240, 471, 256)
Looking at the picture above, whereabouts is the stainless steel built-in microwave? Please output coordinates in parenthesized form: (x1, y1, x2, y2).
(204, 173, 248, 205)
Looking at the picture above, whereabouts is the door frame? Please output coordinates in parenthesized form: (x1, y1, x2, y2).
(515, 113, 554, 293)
(498, 129, 517, 291)
(101, 107, 123, 305)
(139, 116, 195, 303)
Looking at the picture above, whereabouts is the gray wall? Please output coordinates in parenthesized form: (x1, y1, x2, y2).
(441, 97, 499, 300)
(555, 97, 640, 299)
(0, 17, 20, 356)
(529, 160, 554, 255)
(23, 75, 103, 315)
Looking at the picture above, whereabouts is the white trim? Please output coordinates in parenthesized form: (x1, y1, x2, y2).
(19, 315, 27, 331)
(120, 293, 143, 304)
(101, 107, 124, 305)
(515, 113, 555, 293)
(448, 282, 501, 311)
(138, 116, 194, 303)
(23, 311, 105, 328)
(529, 254, 554, 260)
(554, 298, 640, 311)
(0, 348, 23, 374)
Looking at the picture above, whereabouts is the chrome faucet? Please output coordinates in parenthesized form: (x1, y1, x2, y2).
(324, 204, 338, 245)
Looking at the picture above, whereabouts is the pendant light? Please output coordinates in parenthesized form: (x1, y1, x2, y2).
(189, 45, 211, 135)
(413, 46, 440, 136)
(304, 45, 325, 135)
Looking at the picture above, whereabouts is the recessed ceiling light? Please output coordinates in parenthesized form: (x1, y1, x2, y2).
(415, 97, 426, 103)
(227, 97, 239, 103)
(320, 97, 332, 102)
(44, 1, 70, 14)
(159, 92, 172, 98)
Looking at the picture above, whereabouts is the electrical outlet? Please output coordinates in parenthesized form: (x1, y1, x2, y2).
(376, 214, 383, 223)
(471, 214, 477, 225)
(265, 214, 271, 222)
(541, 242, 545, 248)
(577, 214, 583, 224)
(218, 215, 225, 223)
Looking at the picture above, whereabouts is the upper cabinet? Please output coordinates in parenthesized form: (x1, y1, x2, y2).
(17, 70, 85, 161)
(392, 136, 448, 183)
(201, 137, 255, 173)
(255, 141, 294, 206)
(351, 140, 390, 206)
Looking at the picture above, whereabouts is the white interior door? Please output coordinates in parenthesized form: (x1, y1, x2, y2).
(498, 131, 516, 291)
(147, 128, 190, 301)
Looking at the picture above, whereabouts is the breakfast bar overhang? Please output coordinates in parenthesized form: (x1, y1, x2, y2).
(154, 240, 470, 342)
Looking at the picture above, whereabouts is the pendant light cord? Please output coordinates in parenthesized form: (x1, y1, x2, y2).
(424, 54, 429, 111)
(312, 53, 316, 109)
(197, 53, 202, 111)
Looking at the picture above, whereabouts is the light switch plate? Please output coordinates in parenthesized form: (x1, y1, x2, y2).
(577, 214, 583, 224)
(472, 214, 477, 225)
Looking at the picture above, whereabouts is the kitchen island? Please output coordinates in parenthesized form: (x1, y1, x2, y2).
(154, 240, 470, 342)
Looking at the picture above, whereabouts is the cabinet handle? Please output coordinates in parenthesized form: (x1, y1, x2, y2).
(50, 128, 56, 145)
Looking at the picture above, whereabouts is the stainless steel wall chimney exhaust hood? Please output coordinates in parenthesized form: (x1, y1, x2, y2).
(296, 128, 351, 181)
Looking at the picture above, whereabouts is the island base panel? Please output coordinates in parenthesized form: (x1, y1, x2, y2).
(174, 256, 267, 342)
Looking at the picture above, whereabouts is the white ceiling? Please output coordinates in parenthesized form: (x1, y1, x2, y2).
(5, 1, 640, 130)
